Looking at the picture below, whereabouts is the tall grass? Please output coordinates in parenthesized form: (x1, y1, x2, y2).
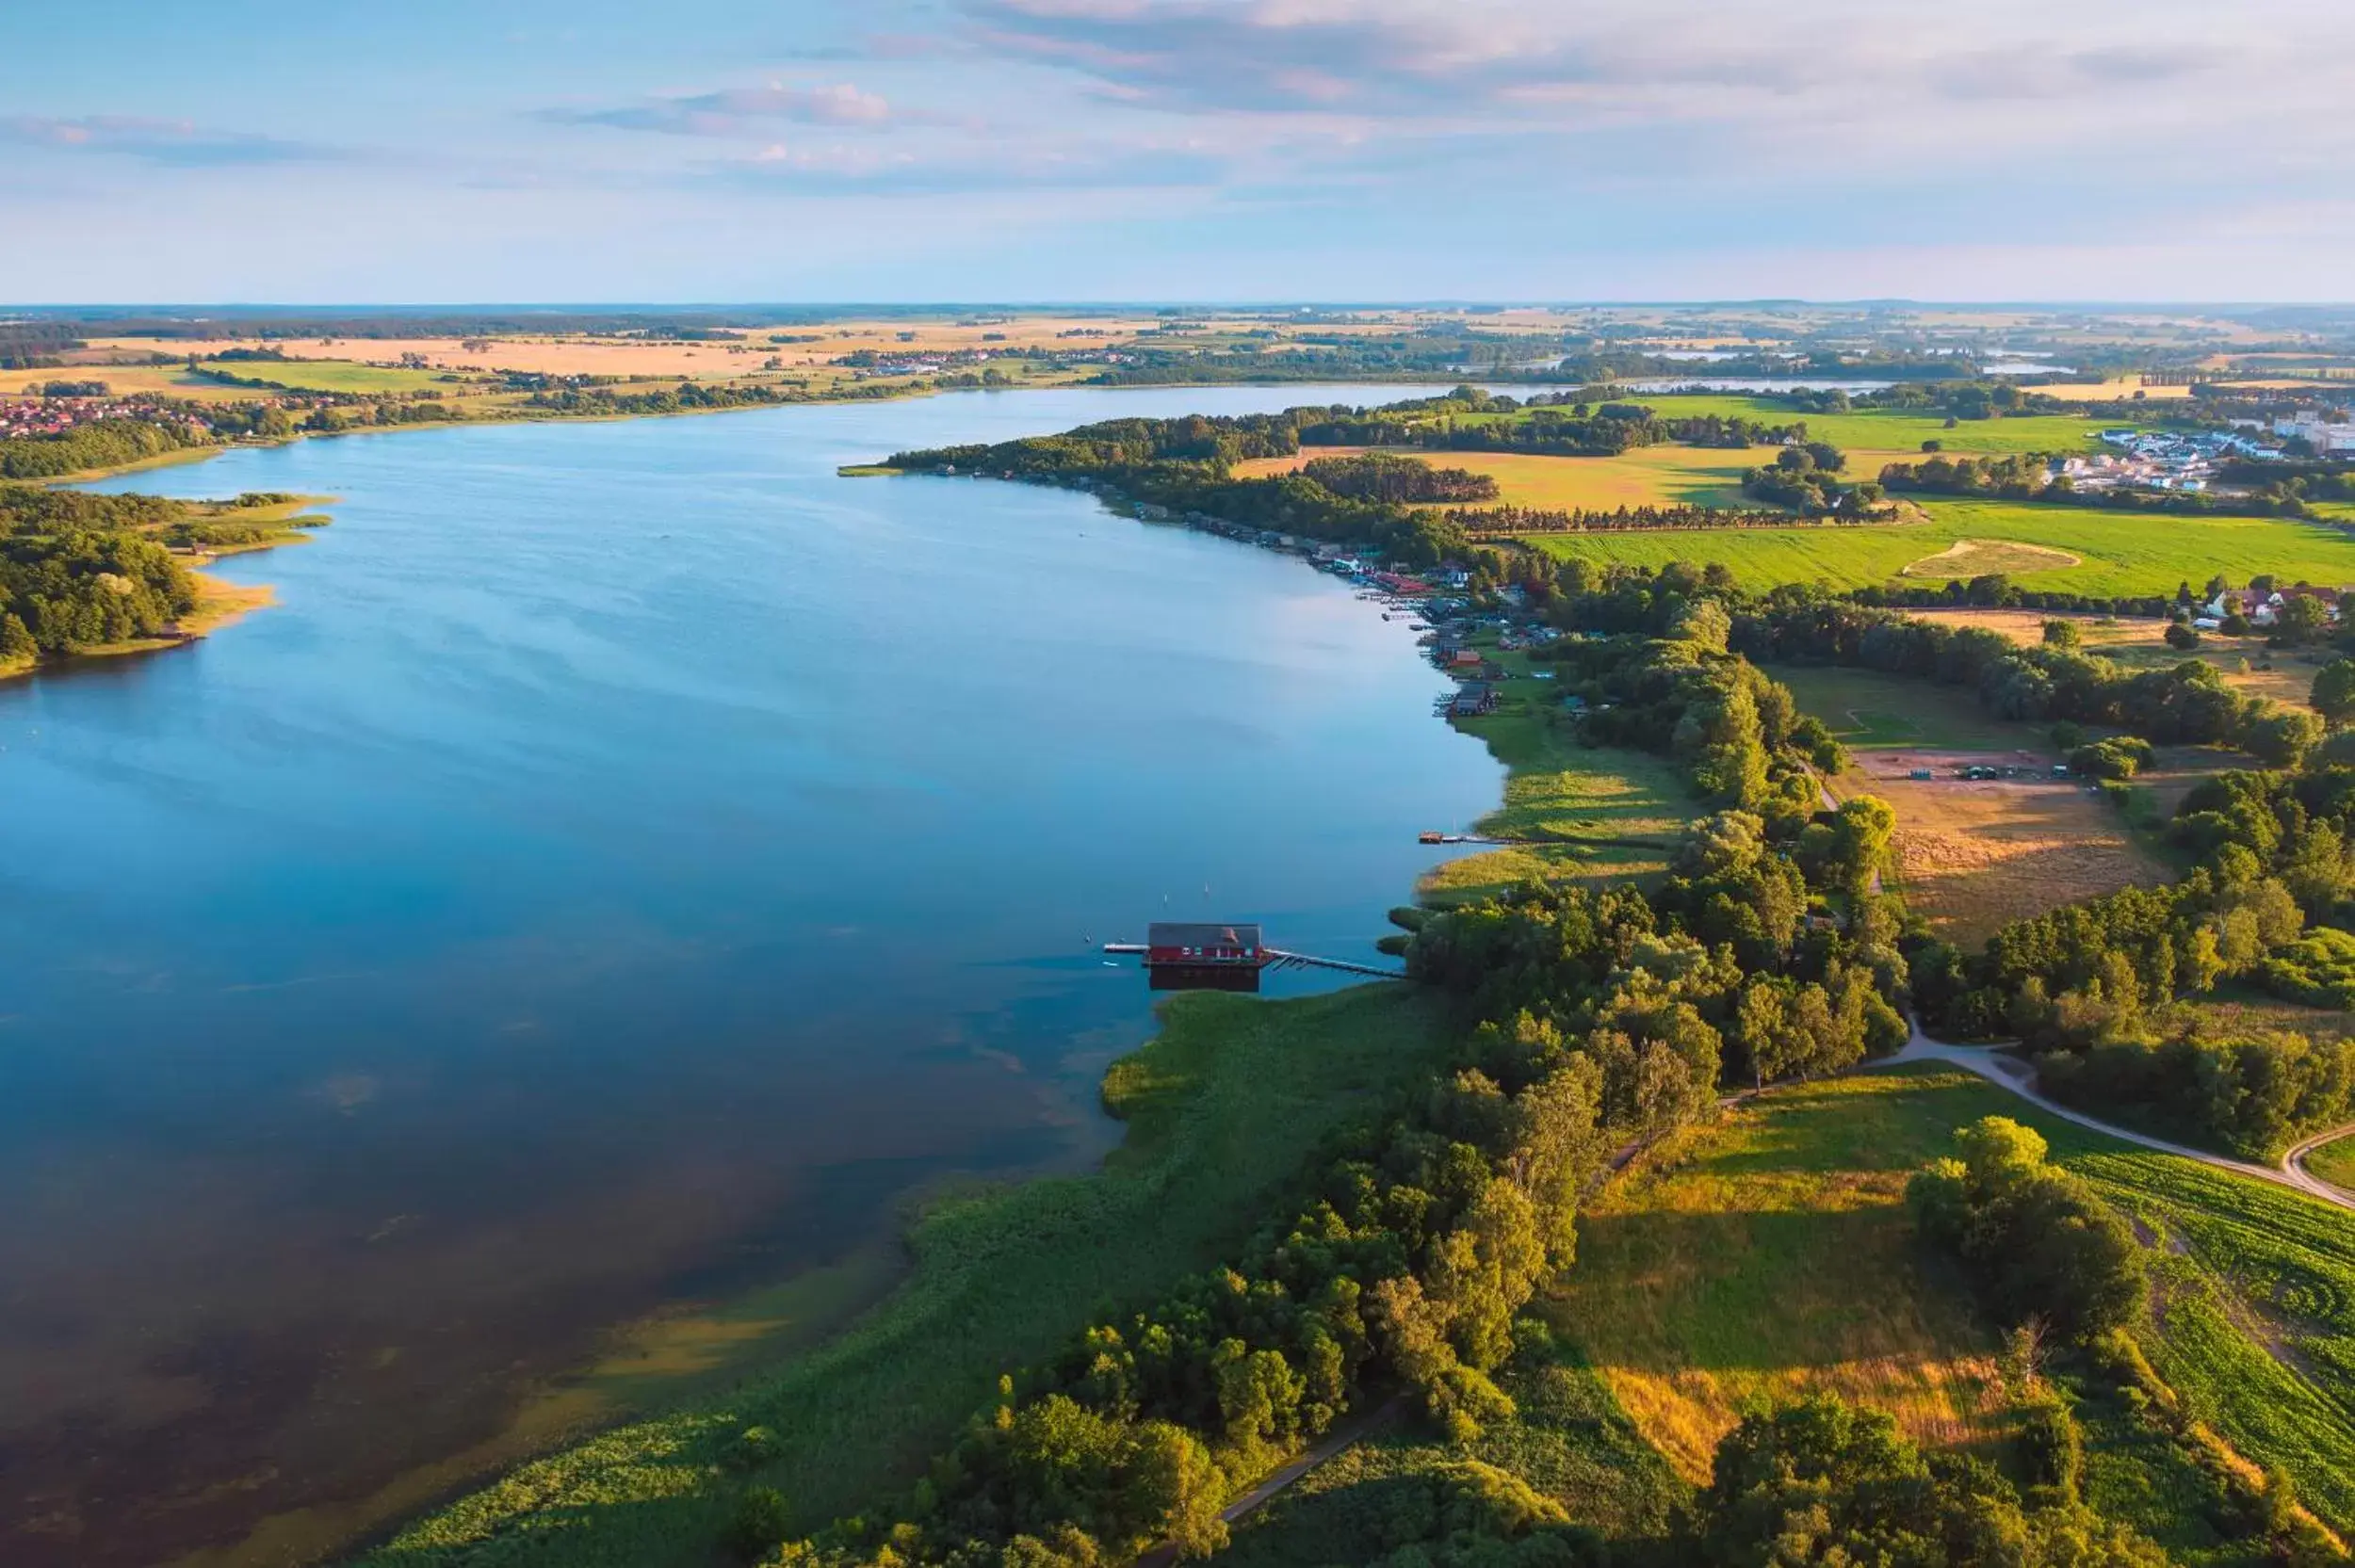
(357, 986, 1457, 1568)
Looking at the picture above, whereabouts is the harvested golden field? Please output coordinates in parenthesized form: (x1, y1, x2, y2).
(2033, 379, 2195, 402)
(1835, 751, 2171, 945)
(1543, 1072, 2009, 1484)
(0, 362, 281, 403)
(1237, 445, 1923, 514)
(77, 317, 1156, 379)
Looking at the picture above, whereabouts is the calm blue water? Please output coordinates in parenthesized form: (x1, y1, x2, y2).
(0, 385, 1500, 1563)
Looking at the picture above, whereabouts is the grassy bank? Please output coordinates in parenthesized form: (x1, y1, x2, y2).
(2307, 1134, 2355, 1192)
(349, 985, 1458, 1568)
(1420, 645, 1693, 907)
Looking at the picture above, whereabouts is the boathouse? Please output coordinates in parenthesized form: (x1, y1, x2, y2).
(1145, 922, 1266, 993)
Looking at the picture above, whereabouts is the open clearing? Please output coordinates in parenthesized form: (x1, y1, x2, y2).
(1901, 537, 2082, 577)
(1771, 666, 2174, 942)
(1543, 1072, 2009, 1484)
(1527, 497, 2355, 595)
(1841, 752, 2172, 944)
(1770, 664, 2037, 751)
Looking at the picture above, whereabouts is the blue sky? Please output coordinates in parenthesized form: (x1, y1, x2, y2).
(4, 0, 2351, 303)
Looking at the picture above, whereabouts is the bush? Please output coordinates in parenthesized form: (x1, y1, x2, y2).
(2069, 736, 2153, 781)
(725, 1486, 792, 1560)
(2165, 622, 2201, 650)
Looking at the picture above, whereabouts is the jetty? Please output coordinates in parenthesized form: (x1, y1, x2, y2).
(1102, 921, 1405, 991)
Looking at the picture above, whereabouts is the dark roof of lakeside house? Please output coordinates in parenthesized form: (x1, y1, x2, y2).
(1148, 922, 1264, 949)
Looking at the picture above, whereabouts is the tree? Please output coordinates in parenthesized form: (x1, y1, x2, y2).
(2275, 591, 2330, 645)
(2312, 657, 2355, 728)
(2041, 619, 2081, 648)
(2164, 622, 2201, 651)
(2248, 708, 2323, 768)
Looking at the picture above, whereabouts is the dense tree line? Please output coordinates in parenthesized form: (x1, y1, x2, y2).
(1740, 444, 1887, 516)
(1880, 453, 2325, 519)
(0, 530, 198, 662)
(1445, 502, 1855, 536)
(0, 416, 214, 479)
(0, 486, 190, 535)
(1300, 453, 1498, 504)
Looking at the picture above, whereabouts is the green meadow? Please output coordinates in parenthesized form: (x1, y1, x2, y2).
(1614, 393, 2118, 458)
(1526, 497, 2355, 595)
(2306, 1134, 2355, 1192)
(1767, 664, 2042, 752)
(1421, 648, 1696, 905)
(188, 359, 456, 394)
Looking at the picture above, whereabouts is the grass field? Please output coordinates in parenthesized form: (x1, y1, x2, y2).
(2307, 1134, 2355, 1193)
(1543, 1073, 2012, 1483)
(349, 986, 1457, 1568)
(1212, 1339, 1692, 1562)
(1771, 664, 2039, 752)
(1526, 497, 2355, 596)
(1625, 394, 2116, 458)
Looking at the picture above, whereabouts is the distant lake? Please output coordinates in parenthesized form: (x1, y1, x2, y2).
(0, 385, 1502, 1566)
(1616, 377, 1898, 394)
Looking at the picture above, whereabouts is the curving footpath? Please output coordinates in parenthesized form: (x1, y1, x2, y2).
(1882, 1019, 2355, 1213)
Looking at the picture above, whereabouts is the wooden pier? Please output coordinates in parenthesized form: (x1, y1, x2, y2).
(1101, 929, 1403, 988)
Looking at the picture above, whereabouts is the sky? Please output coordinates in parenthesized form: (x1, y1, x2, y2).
(4, 0, 2353, 304)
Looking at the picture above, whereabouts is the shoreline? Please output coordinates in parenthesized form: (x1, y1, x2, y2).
(20, 389, 1538, 1567)
(0, 493, 328, 686)
(312, 483, 1533, 1567)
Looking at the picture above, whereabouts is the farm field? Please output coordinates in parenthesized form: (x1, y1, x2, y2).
(351, 986, 1458, 1568)
(1525, 497, 2355, 596)
(1908, 607, 2336, 708)
(74, 319, 1161, 378)
(1, 358, 463, 399)
(1772, 665, 2176, 942)
(1623, 394, 2116, 457)
(1239, 443, 1925, 513)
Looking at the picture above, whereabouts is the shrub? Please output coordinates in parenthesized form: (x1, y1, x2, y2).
(725, 1486, 792, 1560)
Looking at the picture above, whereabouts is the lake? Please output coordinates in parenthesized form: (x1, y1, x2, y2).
(0, 385, 1502, 1566)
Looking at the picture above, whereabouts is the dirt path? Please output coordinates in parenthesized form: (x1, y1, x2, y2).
(1882, 1020, 2355, 1213)
(1131, 1400, 1402, 1566)
(2286, 1124, 2355, 1201)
